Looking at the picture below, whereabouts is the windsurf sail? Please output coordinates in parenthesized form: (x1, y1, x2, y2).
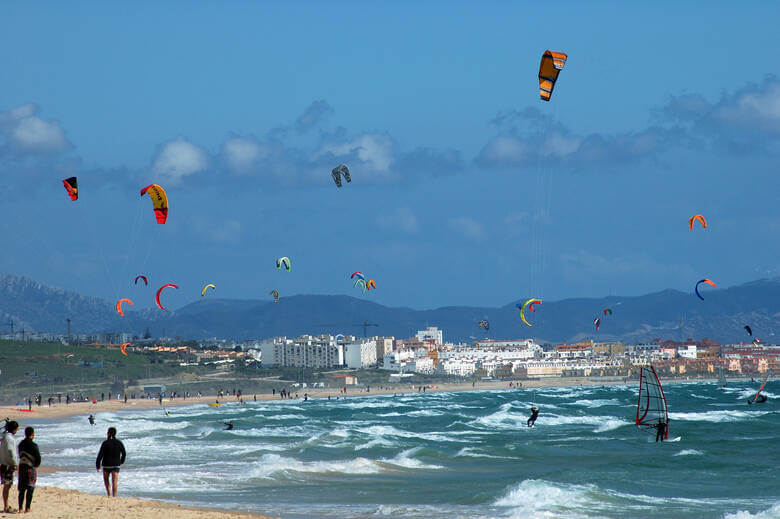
(717, 367, 726, 387)
(748, 371, 770, 404)
(636, 366, 669, 439)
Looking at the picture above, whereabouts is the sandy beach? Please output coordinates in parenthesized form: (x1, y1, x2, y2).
(0, 486, 274, 518)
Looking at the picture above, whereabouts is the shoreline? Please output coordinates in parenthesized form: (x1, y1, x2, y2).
(3, 374, 751, 423)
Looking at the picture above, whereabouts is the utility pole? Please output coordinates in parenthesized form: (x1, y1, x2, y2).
(66, 318, 71, 345)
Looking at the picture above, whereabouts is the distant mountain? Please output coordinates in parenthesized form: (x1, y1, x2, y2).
(1, 273, 778, 344)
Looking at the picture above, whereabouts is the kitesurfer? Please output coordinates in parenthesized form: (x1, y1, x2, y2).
(527, 406, 539, 427)
(655, 420, 667, 442)
(223, 421, 234, 431)
(88, 415, 95, 426)
(748, 394, 768, 404)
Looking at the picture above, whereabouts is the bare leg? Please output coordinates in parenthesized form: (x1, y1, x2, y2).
(2, 483, 10, 511)
(111, 471, 118, 497)
(102, 470, 111, 496)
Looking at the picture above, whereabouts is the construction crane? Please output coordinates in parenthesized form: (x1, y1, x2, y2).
(353, 321, 379, 338)
(315, 321, 380, 338)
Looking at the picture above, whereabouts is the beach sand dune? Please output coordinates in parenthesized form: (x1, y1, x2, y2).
(0, 486, 274, 518)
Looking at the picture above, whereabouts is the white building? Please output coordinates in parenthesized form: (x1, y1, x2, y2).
(408, 357, 435, 374)
(677, 344, 698, 359)
(416, 326, 443, 345)
(260, 335, 344, 368)
(343, 339, 378, 369)
(476, 339, 539, 350)
(381, 350, 418, 371)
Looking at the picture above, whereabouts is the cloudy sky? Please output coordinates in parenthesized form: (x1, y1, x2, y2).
(1, 2, 778, 310)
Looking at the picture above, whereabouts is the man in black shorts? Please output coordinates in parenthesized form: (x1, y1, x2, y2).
(17, 426, 41, 513)
(96, 427, 126, 497)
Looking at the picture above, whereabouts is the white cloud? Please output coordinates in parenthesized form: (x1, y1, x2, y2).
(0, 103, 71, 154)
(377, 207, 420, 234)
(713, 79, 780, 133)
(478, 135, 532, 166)
(151, 137, 208, 184)
(221, 137, 269, 175)
(449, 217, 484, 240)
(317, 133, 395, 172)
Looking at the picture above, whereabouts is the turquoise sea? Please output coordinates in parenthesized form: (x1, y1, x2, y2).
(32, 380, 778, 519)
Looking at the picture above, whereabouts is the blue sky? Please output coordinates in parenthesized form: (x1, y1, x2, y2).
(1, 1, 778, 310)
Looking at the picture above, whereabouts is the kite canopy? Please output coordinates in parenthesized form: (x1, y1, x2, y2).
(62, 177, 78, 201)
(603, 308, 612, 316)
(116, 298, 133, 317)
(120, 343, 130, 356)
(744, 325, 753, 336)
(538, 50, 567, 101)
(478, 319, 490, 331)
(155, 283, 179, 311)
(688, 214, 707, 230)
(593, 318, 601, 331)
(140, 184, 169, 224)
(350, 271, 365, 281)
(695, 278, 716, 300)
(269, 289, 279, 302)
(201, 284, 216, 297)
(354, 278, 366, 293)
(366, 279, 376, 290)
(276, 257, 291, 272)
(134, 275, 148, 286)
(517, 298, 542, 327)
(331, 164, 351, 187)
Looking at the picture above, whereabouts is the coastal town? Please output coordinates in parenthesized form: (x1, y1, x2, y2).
(4, 325, 777, 385)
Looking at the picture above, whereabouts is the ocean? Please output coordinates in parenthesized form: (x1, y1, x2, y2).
(33, 380, 778, 519)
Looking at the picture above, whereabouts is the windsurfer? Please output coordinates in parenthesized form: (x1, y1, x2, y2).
(655, 420, 667, 442)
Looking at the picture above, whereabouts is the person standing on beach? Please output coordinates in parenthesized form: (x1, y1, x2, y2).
(96, 427, 126, 497)
(0, 420, 19, 513)
(17, 426, 41, 513)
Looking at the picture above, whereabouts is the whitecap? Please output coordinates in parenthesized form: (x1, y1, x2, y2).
(723, 504, 780, 519)
(674, 449, 703, 456)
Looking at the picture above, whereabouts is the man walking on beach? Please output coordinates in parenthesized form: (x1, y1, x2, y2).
(0, 420, 19, 513)
(96, 427, 126, 497)
(17, 426, 41, 513)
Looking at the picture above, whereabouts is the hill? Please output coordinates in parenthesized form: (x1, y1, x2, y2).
(0, 274, 778, 343)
